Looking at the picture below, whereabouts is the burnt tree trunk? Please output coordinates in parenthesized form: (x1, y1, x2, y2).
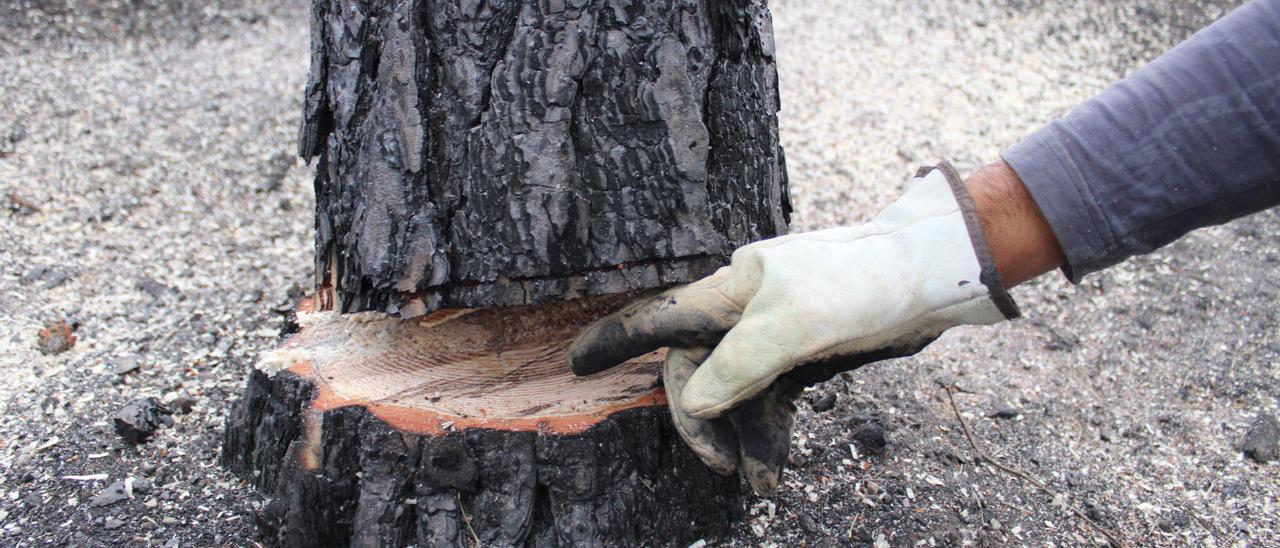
(224, 0, 788, 545)
(301, 0, 789, 317)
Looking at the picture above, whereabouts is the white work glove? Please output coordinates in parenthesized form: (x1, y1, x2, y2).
(569, 162, 1020, 493)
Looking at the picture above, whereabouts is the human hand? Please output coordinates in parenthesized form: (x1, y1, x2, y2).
(569, 162, 1022, 492)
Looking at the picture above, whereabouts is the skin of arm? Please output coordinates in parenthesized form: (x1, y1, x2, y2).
(967, 160, 1067, 287)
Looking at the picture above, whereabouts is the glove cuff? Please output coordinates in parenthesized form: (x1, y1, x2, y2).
(917, 161, 1021, 321)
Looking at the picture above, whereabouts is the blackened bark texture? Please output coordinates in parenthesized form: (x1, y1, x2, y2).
(301, 0, 789, 316)
(222, 370, 745, 547)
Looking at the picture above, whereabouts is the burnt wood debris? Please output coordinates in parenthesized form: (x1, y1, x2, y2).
(224, 0, 790, 545)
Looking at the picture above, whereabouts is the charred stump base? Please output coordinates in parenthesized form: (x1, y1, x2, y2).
(222, 295, 744, 547)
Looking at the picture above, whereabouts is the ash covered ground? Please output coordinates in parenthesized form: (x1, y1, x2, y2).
(1, 0, 1276, 546)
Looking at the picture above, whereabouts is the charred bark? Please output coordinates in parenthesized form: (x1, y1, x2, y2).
(301, 0, 789, 316)
(223, 370, 744, 547)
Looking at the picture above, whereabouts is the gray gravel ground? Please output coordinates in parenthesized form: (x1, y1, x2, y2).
(2, 0, 1276, 546)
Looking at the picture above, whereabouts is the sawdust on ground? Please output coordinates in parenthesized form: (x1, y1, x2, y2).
(1, 0, 1276, 545)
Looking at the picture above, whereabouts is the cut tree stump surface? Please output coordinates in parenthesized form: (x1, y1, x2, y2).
(223, 295, 744, 546)
(266, 294, 666, 433)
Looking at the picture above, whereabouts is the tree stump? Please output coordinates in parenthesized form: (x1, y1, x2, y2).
(222, 295, 744, 546)
(224, 0, 788, 544)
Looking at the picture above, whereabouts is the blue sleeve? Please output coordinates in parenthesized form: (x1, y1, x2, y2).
(1002, 0, 1280, 283)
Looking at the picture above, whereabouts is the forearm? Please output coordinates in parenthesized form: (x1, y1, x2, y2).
(1002, 0, 1280, 282)
(967, 161, 1065, 287)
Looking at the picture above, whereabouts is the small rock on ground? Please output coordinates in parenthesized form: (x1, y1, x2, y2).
(36, 320, 75, 355)
(89, 480, 130, 508)
(111, 357, 140, 376)
(1242, 413, 1279, 463)
(130, 476, 153, 494)
(166, 394, 197, 414)
(848, 415, 889, 456)
(113, 398, 174, 444)
(988, 407, 1020, 419)
(807, 391, 837, 412)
